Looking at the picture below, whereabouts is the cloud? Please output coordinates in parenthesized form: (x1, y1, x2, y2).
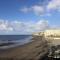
(0, 19, 49, 34)
(20, 7, 31, 13)
(20, 5, 45, 15)
(47, 0, 60, 12)
(20, 0, 60, 15)
(11, 20, 26, 31)
(0, 20, 13, 31)
(32, 5, 44, 15)
(35, 20, 49, 31)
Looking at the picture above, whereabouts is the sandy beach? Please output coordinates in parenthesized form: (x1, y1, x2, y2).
(0, 36, 48, 60)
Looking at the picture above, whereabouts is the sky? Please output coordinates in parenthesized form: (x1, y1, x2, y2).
(0, 0, 60, 34)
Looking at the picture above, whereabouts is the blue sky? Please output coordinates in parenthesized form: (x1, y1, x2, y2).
(0, 0, 60, 34)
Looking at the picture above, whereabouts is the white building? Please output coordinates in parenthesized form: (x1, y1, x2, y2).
(44, 29, 60, 37)
(44, 29, 60, 46)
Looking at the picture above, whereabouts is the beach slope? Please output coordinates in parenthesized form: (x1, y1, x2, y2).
(0, 36, 48, 60)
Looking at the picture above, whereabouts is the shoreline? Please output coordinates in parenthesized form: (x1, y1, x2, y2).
(0, 37, 33, 49)
(0, 39, 34, 54)
(0, 36, 48, 60)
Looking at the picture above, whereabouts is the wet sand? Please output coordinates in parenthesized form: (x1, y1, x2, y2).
(0, 36, 48, 60)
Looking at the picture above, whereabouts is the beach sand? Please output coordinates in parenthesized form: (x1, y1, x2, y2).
(0, 36, 48, 60)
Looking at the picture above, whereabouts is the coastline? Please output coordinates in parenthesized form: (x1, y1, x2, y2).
(0, 36, 48, 60)
(0, 36, 32, 49)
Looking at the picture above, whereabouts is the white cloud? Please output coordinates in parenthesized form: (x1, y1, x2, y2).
(20, 0, 60, 15)
(11, 20, 26, 31)
(0, 19, 49, 34)
(20, 5, 45, 15)
(20, 7, 31, 13)
(32, 5, 44, 15)
(35, 20, 49, 31)
(0, 20, 13, 31)
(47, 0, 60, 12)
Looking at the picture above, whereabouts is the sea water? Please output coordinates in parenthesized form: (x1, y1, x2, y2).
(0, 35, 32, 49)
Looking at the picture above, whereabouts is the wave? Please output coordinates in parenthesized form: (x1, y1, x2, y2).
(0, 36, 32, 49)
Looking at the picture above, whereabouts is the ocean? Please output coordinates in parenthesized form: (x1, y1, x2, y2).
(0, 35, 32, 49)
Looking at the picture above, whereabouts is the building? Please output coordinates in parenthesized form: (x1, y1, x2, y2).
(44, 29, 60, 59)
(32, 31, 44, 36)
(44, 29, 60, 37)
(32, 29, 60, 59)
